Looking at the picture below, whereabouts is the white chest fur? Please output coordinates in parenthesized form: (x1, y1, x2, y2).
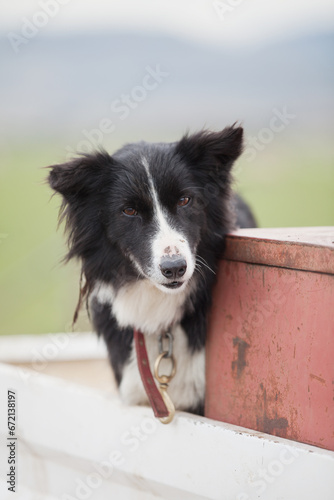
(92, 279, 205, 411)
(92, 279, 193, 335)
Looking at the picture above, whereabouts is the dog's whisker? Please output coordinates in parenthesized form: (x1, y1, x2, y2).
(194, 263, 207, 283)
(196, 256, 216, 275)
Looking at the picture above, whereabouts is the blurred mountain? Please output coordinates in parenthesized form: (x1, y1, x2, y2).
(1, 31, 333, 142)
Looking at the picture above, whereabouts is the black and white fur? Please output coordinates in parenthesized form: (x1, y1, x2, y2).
(48, 125, 256, 415)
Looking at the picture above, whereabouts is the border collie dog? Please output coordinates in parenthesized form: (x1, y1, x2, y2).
(48, 125, 256, 415)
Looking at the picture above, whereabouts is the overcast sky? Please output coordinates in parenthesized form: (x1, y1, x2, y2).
(2, 0, 334, 47)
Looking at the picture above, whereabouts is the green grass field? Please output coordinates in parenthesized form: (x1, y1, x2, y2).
(1, 139, 333, 335)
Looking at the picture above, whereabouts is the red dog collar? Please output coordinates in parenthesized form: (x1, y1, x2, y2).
(134, 329, 169, 418)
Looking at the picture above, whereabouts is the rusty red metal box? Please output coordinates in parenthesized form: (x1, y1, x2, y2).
(205, 227, 334, 450)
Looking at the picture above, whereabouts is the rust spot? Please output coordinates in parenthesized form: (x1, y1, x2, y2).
(257, 386, 289, 437)
(310, 373, 326, 385)
(232, 337, 250, 378)
(260, 416, 289, 435)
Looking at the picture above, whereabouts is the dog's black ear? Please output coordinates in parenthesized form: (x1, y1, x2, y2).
(48, 151, 113, 199)
(175, 125, 243, 170)
(47, 151, 114, 263)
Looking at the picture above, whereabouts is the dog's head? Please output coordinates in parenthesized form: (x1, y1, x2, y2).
(48, 125, 243, 293)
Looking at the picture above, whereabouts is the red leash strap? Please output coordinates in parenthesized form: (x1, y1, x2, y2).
(133, 329, 169, 418)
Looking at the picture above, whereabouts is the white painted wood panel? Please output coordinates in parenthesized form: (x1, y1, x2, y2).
(0, 361, 333, 500)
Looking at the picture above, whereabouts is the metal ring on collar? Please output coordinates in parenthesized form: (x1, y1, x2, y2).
(158, 331, 173, 358)
(154, 352, 176, 384)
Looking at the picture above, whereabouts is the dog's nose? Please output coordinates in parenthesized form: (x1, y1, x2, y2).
(160, 256, 187, 280)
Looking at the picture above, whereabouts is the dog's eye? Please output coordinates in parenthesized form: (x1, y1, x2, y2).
(177, 196, 191, 207)
(123, 208, 138, 217)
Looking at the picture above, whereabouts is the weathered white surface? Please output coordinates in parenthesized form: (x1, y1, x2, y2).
(0, 332, 108, 363)
(0, 362, 333, 500)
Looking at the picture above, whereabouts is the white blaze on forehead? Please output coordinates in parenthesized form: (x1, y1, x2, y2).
(140, 156, 195, 285)
(141, 156, 173, 234)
